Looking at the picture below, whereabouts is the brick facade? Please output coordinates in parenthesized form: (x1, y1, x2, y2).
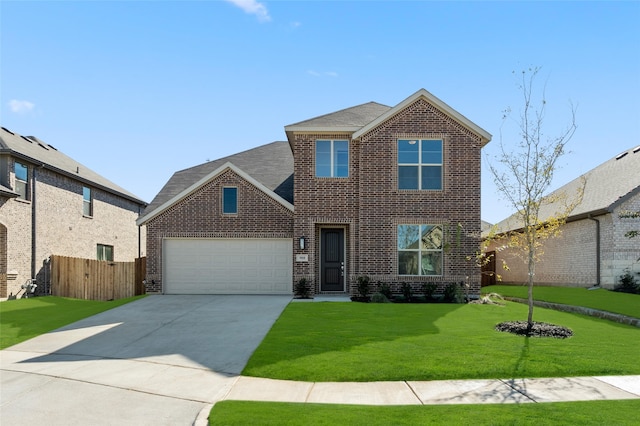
(486, 191, 640, 289)
(0, 157, 145, 298)
(144, 169, 294, 293)
(292, 98, 484, 297)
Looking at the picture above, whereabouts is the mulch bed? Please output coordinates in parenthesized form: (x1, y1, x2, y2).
(495, 321, 574, 339)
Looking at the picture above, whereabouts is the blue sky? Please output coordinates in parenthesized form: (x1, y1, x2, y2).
(2, 0, 639, 224)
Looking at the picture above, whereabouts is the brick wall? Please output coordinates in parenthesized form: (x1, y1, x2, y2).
(145, 168, 294, 293)
(292, 98, 483, 296)
(0, 158, 144, 298)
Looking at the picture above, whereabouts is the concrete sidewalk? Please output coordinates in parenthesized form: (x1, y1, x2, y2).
(196, 375, 640, 423)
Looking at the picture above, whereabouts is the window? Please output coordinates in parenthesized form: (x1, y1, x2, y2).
(97, 244, 113, 261)
(222, 187, 238, 214)
(83, 187, 93, 216)
(316, 140, 349, 177)
(398, 224, 443, 276)
(15, 162, 28, 200)
(398, 139, 443, 190)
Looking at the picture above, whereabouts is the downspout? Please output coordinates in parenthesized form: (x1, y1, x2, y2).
(30, 165, 39, 279)
(588, 215, 601, 287)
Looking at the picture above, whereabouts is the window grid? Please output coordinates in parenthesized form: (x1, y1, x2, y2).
(397, 139, 443, 190)
(15, 162, 28, 200)
(397, 224, 443, 276)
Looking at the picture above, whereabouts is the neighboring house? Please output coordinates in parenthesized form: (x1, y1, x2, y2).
(137, 89, 492, 297)
(0, 127, 147, 299)
(484, 146, 640, 288)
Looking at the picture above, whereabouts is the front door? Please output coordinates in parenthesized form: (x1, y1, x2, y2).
(320, 228, 345, 292)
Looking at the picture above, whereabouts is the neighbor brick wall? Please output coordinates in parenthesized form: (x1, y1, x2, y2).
(0, 158, 144, 298)
(145, 169, 294, 293)
(292, 98, 484, 297)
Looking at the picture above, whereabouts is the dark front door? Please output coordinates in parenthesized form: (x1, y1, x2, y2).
(320, 228, 345, 291)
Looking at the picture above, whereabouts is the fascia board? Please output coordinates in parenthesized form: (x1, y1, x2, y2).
(136, 162, 294, 226)
(283, 126, 360, 133)
(352, 88, 492, 145)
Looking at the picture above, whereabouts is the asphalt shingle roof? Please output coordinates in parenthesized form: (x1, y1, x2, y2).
(0, 127, 146, 204)
(142, 141, 293, 216)
(285, 102, 391, 129)
(491, 145, 640, 233)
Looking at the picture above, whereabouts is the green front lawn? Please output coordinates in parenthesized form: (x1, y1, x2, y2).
(243, 302, 640, 382)
(0, 295, 145, 349)
(210, 400, 640, 426)
(482, 285, 640, 318)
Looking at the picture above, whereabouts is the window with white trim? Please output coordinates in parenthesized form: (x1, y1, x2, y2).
(316, 140, 349, 177)
(398, 224, 443, 276)
(97, 244, 113, 261)
(83, 186, 93, 217)
(15, 162, 28, 200)
(398, 139, 443, 190)
(222, 187, 238, 214)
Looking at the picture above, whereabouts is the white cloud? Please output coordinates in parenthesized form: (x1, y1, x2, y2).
(8, 99, 35, 114)
(290, 21, 302, 29)
(225, 0, 271, 22)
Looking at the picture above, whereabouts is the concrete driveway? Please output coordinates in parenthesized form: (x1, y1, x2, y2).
(0, 295, 292, 426)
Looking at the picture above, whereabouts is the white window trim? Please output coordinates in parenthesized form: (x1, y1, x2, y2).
(397, 139, 443, 191)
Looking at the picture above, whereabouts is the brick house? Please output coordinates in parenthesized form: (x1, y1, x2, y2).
(484, 146, 640, 288)
(137, 89, 492, 297)
(0, 127, 147, 298)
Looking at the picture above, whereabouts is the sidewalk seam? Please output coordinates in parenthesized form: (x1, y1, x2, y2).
(404, 381, 425, 405)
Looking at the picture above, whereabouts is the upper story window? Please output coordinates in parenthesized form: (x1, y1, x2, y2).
(83, 186, 93, 217)
(15, 162, 29, 200)
(97, 244, 113, 261)
(398, 224, 443, 276)
(398, 139, 443, 190)
(316, 140, 349, 178)
(222, 187, 238, 214)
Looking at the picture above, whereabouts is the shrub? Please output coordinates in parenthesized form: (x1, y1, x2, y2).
(294, 278, 310, 298)
(613, 269, 640, 294)
(357, 275, 371, 298)
(370, 292, 391, 303)
(377, 281, 392, 300)
(443, 282, 464, 303)
(420, 282, 437, 301)
(400, 282, 413, 302)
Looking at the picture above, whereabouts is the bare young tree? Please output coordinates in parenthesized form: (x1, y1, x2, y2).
(488, 67, 579, 332)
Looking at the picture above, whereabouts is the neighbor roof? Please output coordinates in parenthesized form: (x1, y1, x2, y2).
(0, 126, 146, 205)
(490, 145, 640, 234)
(139, 141, 293, 222)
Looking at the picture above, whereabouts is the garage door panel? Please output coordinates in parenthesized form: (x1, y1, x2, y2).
(164, 238, 292, 294)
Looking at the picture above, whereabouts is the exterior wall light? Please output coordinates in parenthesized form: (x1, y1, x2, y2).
(299, 236, 305, 250)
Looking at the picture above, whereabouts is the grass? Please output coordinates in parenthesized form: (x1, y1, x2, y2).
(209, 400, 640, 425)
(482, 285, 640, 319)
(243, 302, 640, 382)
(0, 295, 145, 349)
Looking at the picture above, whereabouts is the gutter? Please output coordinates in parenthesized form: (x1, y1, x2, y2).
(588, 215, 601, 286)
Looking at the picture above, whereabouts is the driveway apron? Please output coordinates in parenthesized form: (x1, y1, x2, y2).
(0, 295, 292, 426)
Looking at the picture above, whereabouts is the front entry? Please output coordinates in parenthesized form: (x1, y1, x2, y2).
(320, 228, 345, 292)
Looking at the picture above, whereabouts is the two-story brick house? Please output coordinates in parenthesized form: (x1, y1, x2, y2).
(137, 89, 491, 297)
(0, 127, 147, 298)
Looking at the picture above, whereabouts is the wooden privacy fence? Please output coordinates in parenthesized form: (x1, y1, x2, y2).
(51, 255, 146, 301)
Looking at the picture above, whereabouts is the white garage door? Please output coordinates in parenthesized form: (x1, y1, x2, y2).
(163, 238, 293, 294)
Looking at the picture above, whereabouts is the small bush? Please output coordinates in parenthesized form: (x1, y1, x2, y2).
(294, 278, 310, 298)
(357, 275, 371, 298)
(370, 292, 391, 303)
(421, 282, 437, 301)
(377, 281, 392, 299)
(400, 282, 413, 302)
(613, 269, 640, 294)
(443, 282, 464, 303)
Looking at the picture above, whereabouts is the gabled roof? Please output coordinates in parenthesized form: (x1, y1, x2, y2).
(138, 141, 293, 225)
(353, 89, 492, 145)
(284, 89, 492, 147)
(0, 127, 146, 205)
(284, 102, 391, 138)
(490, 145, 640, 234)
